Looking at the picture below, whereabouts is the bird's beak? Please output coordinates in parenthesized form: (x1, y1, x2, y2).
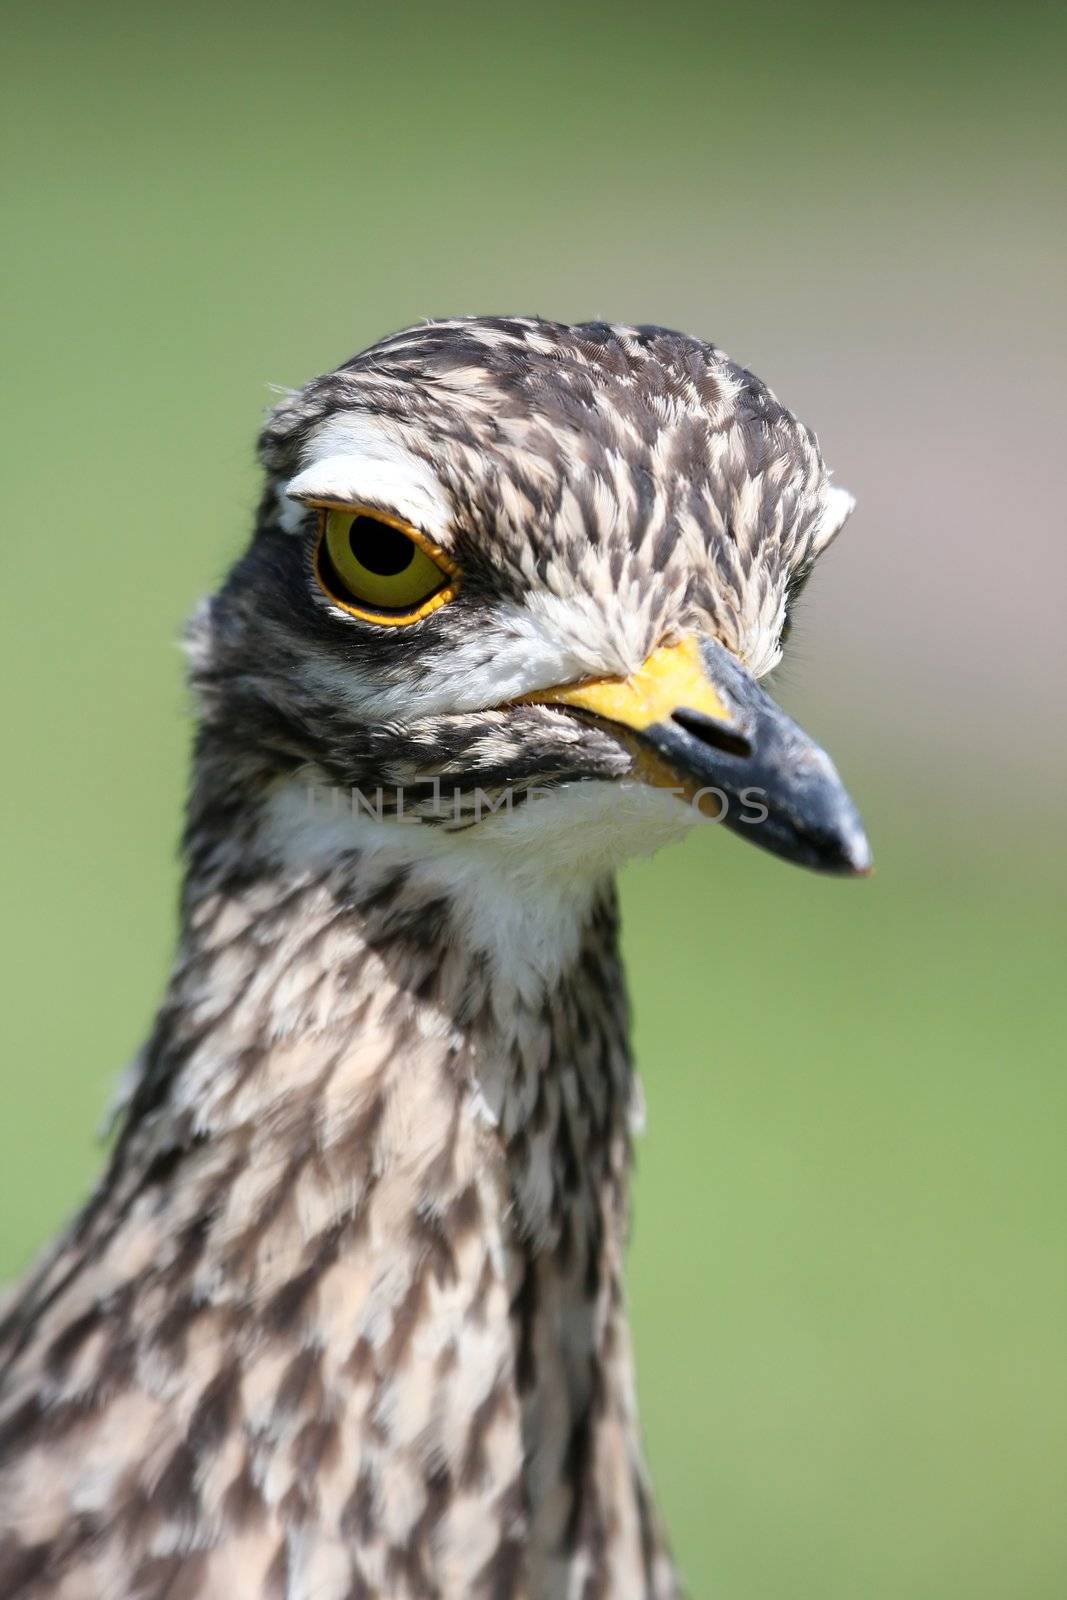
(528, 636, 871, 875)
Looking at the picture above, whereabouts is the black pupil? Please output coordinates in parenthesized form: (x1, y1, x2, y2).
(348, 517, 416, 577)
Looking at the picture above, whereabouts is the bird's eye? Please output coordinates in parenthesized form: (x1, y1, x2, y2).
(314, 508, 457, 624)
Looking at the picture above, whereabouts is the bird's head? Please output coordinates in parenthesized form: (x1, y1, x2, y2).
(191, 317, 869, 886)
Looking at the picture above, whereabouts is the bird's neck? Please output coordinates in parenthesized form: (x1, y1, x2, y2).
(134, 802, 638, 1262)
(68, 771, 673, 1594)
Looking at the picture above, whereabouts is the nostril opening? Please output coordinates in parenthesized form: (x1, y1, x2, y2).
(672, 708, 752, 759)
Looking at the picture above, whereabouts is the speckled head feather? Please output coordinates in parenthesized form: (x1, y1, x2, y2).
(219, 317, 849, 726)
(0, 317, 865, 1600)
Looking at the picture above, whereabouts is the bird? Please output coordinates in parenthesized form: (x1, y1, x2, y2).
(0, 316, 868, 1600)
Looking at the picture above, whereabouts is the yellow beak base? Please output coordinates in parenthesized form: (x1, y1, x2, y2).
(523, 637, 733, 733)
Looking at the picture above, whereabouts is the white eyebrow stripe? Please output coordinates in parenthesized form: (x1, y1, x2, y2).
(281, 414, 452, 538)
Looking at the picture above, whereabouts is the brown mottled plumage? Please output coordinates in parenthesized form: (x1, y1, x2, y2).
(0, 318, 867, 1598)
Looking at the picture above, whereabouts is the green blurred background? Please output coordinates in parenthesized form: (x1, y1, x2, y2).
(2, 3, 1064, 1594)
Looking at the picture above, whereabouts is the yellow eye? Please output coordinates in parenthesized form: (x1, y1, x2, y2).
(314, 508, 458, 624)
